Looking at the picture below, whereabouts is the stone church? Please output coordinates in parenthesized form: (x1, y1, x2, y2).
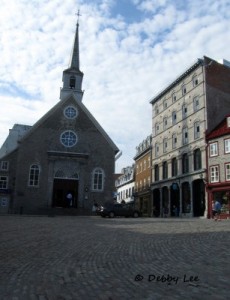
(0, 21, 119, 214)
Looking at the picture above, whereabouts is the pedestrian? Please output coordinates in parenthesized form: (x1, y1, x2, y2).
(92, 202, 98, 215)
(211, 200, 215, 219)
(214, 199, 221, 221)
(163, 206, 169, 218)
(66, 192, 73, 208)
(173, 205, 178, 217)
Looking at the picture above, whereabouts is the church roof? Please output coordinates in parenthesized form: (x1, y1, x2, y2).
(19, 93, 119, 154)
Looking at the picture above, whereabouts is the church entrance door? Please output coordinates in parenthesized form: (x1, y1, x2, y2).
(52, 178, 78, 208)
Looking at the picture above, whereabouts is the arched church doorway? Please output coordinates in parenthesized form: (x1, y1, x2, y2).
(52, 170, 79, 208)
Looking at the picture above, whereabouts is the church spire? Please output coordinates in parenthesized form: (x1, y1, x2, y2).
(69, 10, 81, 69)
(60, 10, 84, 101)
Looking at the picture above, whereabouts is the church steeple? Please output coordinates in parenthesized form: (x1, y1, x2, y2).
(60, 11, 84, 101)
(69, 21, 80, 69)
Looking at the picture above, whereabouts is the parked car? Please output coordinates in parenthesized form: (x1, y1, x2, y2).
(99, 202, 141, 218)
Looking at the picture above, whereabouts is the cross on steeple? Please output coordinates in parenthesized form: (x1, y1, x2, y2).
(76, 9, 81, 25)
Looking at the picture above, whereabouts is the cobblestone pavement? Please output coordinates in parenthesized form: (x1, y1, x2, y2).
(0, 216, 229, 300)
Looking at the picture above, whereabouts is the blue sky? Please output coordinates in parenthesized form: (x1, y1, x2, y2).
(0, 0, 230, 171)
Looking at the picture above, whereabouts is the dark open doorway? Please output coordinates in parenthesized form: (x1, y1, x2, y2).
(52, 178, 78, 208)
(193, 179, 205, 217)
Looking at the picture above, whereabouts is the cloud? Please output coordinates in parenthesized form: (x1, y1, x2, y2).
(0, 0, 229, 172)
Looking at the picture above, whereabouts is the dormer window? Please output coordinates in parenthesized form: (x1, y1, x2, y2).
(227, 117, 230, 128)
(69, 76, 76, 89)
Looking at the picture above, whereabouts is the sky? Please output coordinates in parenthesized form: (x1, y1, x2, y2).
(0, 0, 230, 172)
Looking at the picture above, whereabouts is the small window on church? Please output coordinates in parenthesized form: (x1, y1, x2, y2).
(64, 106, 78, 119)
(60, 131, 78, 147)
(69, 76, 76, 89)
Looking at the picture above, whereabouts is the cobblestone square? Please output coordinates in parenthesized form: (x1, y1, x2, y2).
(0, 216, 229, 300)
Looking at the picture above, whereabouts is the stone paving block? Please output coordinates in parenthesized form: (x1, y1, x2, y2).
(0, 216, 229, 299)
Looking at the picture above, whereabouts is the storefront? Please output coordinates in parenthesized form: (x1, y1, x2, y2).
(207, 184, 230, 219)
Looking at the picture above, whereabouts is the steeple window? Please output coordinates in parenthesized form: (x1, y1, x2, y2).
(69, 76, 76, 89)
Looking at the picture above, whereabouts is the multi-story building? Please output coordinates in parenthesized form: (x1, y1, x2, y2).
(115, 166, 135, 203)
(150, 56, 230, 217)
(206, 115, 230, 219)
(134, 135, 152, 216)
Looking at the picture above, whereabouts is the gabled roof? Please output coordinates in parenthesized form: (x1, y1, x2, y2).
(18, 93, 119, 154)
(206, 114, 230, 140)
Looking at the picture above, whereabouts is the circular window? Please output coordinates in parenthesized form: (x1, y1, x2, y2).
(64, 106, 78, 119)
(60, 131, 77, 147)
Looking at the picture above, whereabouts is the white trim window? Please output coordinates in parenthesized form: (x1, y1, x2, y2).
(29, 165, 40, 187)
(155, 143, 159, 157)
(227, 117, 230, 128)
(210, 166, 219, 183)
(1, 197, 8, 207)
(1, 161, 9, 171)
(64, 106, 78, 119)
(224, 139, 230, 153)
(155, 104, 159, 115)
(172, 133, 177, 149)
(172, 111, 177, 125)
(182, 104, 188, 119)
(193, 96, 200, 112)
(60, 130, 78, 147)
(182, 127, 188, 145)
(0, 176, 8, 189)
(155, 123, 160, 135)
(193, 75, 199, 87)
(182, 84, 187, 95)
(225, 164, 230, 181)
(163, 117, 168, 130)
(172, 92, 177, 102)
(194, 121, 200, 139)
(163, 138, 168, 153)
(92, 168, 104, 191)
(210, 142, 218, 157)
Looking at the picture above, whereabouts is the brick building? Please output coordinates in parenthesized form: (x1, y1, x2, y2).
(206, 115, 230, 219)
(0, 21, 119, 214)
(134, 135, 152, 216)
(150, 56, 230, 217)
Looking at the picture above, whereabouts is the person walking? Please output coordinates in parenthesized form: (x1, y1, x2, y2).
(214, 199, 221, 221)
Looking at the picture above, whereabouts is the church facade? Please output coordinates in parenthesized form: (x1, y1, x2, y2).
(0, 21, 119, 214)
